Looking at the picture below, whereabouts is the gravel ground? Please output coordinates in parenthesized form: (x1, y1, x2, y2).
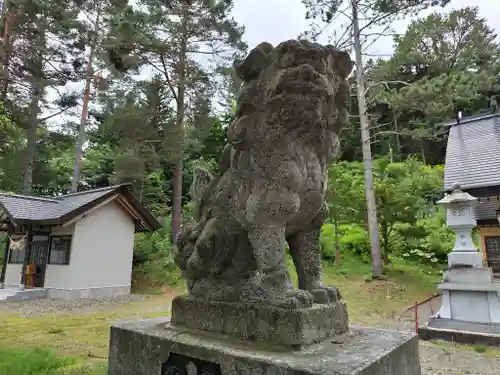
(0, 294, 499, 374)
(395, 305, 500, 375)
(0, 294, 146, 317)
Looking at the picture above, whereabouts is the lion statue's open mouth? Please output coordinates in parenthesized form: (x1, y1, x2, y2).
(175, 39, 353, 309)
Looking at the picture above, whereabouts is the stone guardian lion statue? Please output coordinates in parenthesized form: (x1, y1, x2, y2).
(175, 39, 353, 309)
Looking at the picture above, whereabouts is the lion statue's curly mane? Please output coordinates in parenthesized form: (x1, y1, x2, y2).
(175, 39, 353, 308)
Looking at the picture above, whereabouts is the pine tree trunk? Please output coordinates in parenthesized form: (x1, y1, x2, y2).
(72, 61, 92, 192)
(393, 112, 401, 162)
(23, 89, 40, 193)
(420, 140, 427, 164)
(23, 19, 46, 194)
(71, 6, 100, 193)
(381, 221, 390, 265)
(171, 5, 189, 243)
(0, 1, 12, 100)
(351, 0, 383, 277)
(334, 215, 341, 265)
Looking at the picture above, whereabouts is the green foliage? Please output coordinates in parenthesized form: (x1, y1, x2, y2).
(1, 0, 492, 287)
(0, 348, 104, 375)
(337, 224, 372, 263)
(0, 105, 24, 191)
(133, 215, 182, 288)
(321, 223, 370, 263)
(374, 157, 443, 259)
(325, 158, 450, 266)
(394, 211, 455, 265)
(319, 224, 373, 276)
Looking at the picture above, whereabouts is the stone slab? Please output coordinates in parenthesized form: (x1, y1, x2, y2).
(448, 251, 483, 268)
(171, 295, 349, 348)
(419, 317, 500, 346)
(443, 267, 494, 284)
(108, 317, 422, 375)
(437, 282, 500, 292)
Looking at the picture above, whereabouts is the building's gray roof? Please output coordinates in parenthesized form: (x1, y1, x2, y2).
(444, 112, 500, 191)
(0, 184, 161, 231)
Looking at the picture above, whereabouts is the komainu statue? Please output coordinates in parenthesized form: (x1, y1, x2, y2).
(175, 39, 353, 309)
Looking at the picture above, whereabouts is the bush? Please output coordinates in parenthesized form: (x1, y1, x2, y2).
(339, 224, 371, 263)
(320, 223, 371, 263)
(133, 215, 182, 288)
(134, 216, 173, 267)
(393, 213, 454, 265)
(319, 224, 336, 260)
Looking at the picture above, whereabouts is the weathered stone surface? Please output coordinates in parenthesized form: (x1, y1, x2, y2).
(419, 317, 500, 346)
(175, 39, 354, 309)
(171, 295, 349, 348)
(108, 318, 422, 375)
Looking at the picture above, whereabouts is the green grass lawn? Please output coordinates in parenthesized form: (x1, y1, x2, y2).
(0, 255, 441, 375)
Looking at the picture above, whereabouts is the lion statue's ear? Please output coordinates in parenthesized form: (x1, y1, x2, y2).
(326, 47, 354, 79)
(190, 167, 214, 205)
(233, 42, 274, 82)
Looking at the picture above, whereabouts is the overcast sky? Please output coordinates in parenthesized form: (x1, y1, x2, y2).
(231, 0, 499, 56)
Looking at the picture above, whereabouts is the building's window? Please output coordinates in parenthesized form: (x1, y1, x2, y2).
(485, 236, 500, 276)
(8, 235, 27, 264)
(49, 235, 72, 265)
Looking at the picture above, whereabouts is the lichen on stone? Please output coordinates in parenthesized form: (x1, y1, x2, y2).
(175, 39, 354, 309)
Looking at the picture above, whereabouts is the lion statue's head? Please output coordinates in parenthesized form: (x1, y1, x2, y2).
(229, 39, 353, 160)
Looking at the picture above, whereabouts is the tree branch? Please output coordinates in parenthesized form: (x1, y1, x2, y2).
(364, 80, 411, 95)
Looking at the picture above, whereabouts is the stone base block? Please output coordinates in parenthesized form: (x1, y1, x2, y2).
(448, 251, 483, 268)
(108, 318, 422, 375)
(419, 317, 500, 346)
(435, 287, 500, 323)
(46, 285, 130, 300)
(443, 267, 494, 284)
(171, 295, 349, 348)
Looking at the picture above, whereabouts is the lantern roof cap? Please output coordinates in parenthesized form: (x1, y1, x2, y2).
(437, 182, 478, 205)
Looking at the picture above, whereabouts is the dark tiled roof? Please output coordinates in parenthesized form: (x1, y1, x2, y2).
(0, 184, 161, 231)
(0, 194, 58, 220)
(33, 187, 115, 220)
(444, 112, 500, 191)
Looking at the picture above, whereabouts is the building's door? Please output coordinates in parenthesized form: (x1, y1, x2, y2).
(29, 239, 49, 287)
(484, 236, 500, 278)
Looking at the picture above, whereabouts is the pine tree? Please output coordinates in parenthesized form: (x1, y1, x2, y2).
(4, 0, 85, 192)
(70, 0, 141, 192)
(122, 0, 246, 241)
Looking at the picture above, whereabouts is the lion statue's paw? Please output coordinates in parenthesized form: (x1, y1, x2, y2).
(273, 289, 314, 309)
(310, 285, 342, 304)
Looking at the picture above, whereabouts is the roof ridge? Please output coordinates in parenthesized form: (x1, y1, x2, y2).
(51, 183, 131, 198)
(0, 192, 59, 203)
(437, 111, 500, 128)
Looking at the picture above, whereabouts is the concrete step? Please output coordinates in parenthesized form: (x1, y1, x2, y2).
(0, 288, 47, 302)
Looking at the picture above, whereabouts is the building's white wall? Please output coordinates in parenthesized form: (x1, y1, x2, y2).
(44, 201, 135, 290)
(4, 263, 22, 285)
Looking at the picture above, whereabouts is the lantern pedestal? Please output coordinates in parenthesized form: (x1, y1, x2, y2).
(420, 184, 500, 345)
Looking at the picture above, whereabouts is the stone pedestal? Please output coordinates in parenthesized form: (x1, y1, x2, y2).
(171, 295, 349, 348)
(437, 267, 500, 323)
(420, 184, 500, 345)
(108, 317, 421, 375)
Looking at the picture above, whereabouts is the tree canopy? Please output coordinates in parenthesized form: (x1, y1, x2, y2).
(0, 1, 495, 275)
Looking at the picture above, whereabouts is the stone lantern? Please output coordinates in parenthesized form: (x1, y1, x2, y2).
(437, 182, 482, 268)
(423, 182, 500, 329)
